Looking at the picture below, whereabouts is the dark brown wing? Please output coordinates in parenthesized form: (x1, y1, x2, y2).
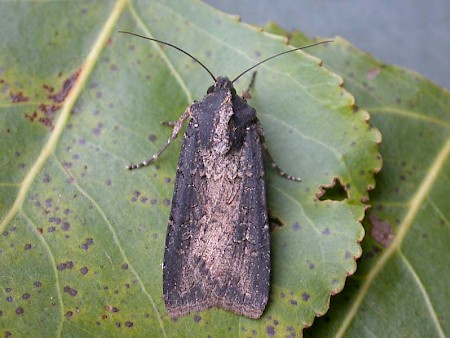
(163, 111, 269, 319)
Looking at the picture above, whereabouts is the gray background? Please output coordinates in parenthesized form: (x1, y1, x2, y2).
(203, 0, 450, 90)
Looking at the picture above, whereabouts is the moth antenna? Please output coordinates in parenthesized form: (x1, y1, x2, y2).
(231, 40, 333, 84)
(118, 31, 216, 82)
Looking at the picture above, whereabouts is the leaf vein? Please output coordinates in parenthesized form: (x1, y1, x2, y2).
(20, 211, 65, 337)
(398, 251, 445, 337)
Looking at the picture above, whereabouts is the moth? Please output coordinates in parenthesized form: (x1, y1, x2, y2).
(121, 31, 330, 319)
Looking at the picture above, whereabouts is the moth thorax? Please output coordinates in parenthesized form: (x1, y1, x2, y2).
(211, 100, 234, 155)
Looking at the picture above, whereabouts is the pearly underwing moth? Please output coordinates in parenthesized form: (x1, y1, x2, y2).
(121, 31, 330, 319)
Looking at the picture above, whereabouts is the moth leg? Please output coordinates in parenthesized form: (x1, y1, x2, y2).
(256, 120, 301, 182)
(126, 108, 190, 170)
(160, 121, 176, 127)
(241, 71, 257, 100)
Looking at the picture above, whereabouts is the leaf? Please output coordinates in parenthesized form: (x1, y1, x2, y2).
(0, 1, 380, 336)
(266, 22, 450, 337)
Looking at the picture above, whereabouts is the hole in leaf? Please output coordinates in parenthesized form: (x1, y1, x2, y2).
(317, 178, 348, 201)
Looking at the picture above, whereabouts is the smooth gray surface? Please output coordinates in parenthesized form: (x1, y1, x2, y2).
(203, 0, 450, 90)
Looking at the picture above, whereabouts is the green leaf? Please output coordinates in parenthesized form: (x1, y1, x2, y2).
(266, 21, 450, 337)
(0, 1, 380, 336)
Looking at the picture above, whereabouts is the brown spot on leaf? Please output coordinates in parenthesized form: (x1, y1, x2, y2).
(38, 103, 59, 116)
(62, 221, 71, 231)
(24, 69, 81, 130)
(131, 191, 141, 202)
(322, 228, 331, 235)
(43, 173, 51, 183)
(25, 111, 38, 122)
(57, 261, 74, 271)
(63, 285, 78, 297)
(369, 213, 395, 247)
(10, 91, 29, 103)
(48, 69, 81, 103)
(267, 325, 275, 336)
(292, 222, 301, 231)
(48, 217, 60, 224)
(80, 238, 94, 250)
(42, 84, 54, 92)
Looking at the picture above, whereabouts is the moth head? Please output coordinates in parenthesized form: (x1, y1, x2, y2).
(207, 76, 235, 95)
